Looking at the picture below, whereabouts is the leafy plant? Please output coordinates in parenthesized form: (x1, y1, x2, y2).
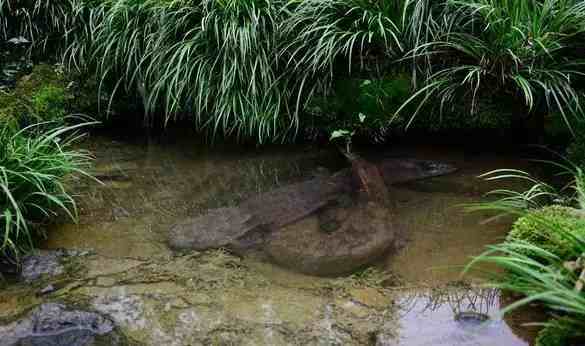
(467, 218, 585, 345)
(0, 0, 79, 55)
(466, 161, 585, 345)
(330, 112, 366, 157)
(0, 120, 94, 259)
(281, 0, 441, 80)
(465, 168, 564, 213)
(397, 0, 585, 131)
(66, 0, 299, 142)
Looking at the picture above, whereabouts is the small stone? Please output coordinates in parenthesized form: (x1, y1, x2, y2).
(38, 284, 56, 296)
(454, 311, 490, 326)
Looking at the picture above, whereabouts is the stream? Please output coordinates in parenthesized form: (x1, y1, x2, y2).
(0, 134, 546, 345)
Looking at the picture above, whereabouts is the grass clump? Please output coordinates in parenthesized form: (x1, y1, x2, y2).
(0, 120, 94, 260)
(398, 0, 585, 130)
(67, 0, 294, 142)
(468, 164, 585, 345)
(0, 45, 122, 267)
(0, 0, 78, 55)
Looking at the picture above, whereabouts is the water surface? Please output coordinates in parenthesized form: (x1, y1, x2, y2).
(5, 135, 546, 345)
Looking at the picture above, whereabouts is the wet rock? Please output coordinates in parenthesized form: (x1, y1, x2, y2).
(20, 250, 66, 283)
(19, 249, 91, 283)
(169, 176, 348, 252)
(267, 200, 395, 275)
(454, 311, 490, 326)
(378, 158, 457, 185)
(168, 207, 264, 251)
(0, 303, 119, 346)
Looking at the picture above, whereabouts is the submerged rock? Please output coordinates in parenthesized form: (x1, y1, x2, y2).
(454, 311, 490, 326)
(169, 207, 262, 251)
(168, 158, 456, 275)
(267, 200, 394, 275)
(20, 250, 66, 283)
(169, 175, 348, 252)
(378, 158, 457, 186)
(0, 303, 119, 346)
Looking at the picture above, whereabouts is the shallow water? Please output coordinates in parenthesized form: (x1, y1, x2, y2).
(382, 147, 532, 285)
(2, 135, 546, 345)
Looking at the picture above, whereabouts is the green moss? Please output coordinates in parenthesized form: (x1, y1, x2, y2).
(536, 318, 585, 346)
(15, 64, 66, 94)
(508, 206, 585, 260)
(31, 85, 68, 121)
(0, 64, 70, 127)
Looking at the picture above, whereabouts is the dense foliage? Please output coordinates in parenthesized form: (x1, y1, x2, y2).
(0, 62, 92, 262)
(7, 0, 584, 142)
(401, 0, 585, 127)
(3, 0, 585, 341)
(468, 165, 585, 345)
(64, 0, 298, 141)
(0, 0, 78, 54)
(0, 120, 93, 259)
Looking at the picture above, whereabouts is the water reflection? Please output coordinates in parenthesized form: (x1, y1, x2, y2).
(392, 284, 541, 346)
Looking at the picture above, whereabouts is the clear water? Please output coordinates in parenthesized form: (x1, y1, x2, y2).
(2, 134, 545, 345)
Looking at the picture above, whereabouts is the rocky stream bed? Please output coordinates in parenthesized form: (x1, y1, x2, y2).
(0, 135, 544, 345)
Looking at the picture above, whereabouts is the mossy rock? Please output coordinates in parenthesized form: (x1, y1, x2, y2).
(508, 206, 585, 260)
(0, 64, 71, 128)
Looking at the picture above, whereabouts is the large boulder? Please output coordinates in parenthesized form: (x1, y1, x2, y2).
(167, 157, 456, 276)
(266, 199, 395, 275)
